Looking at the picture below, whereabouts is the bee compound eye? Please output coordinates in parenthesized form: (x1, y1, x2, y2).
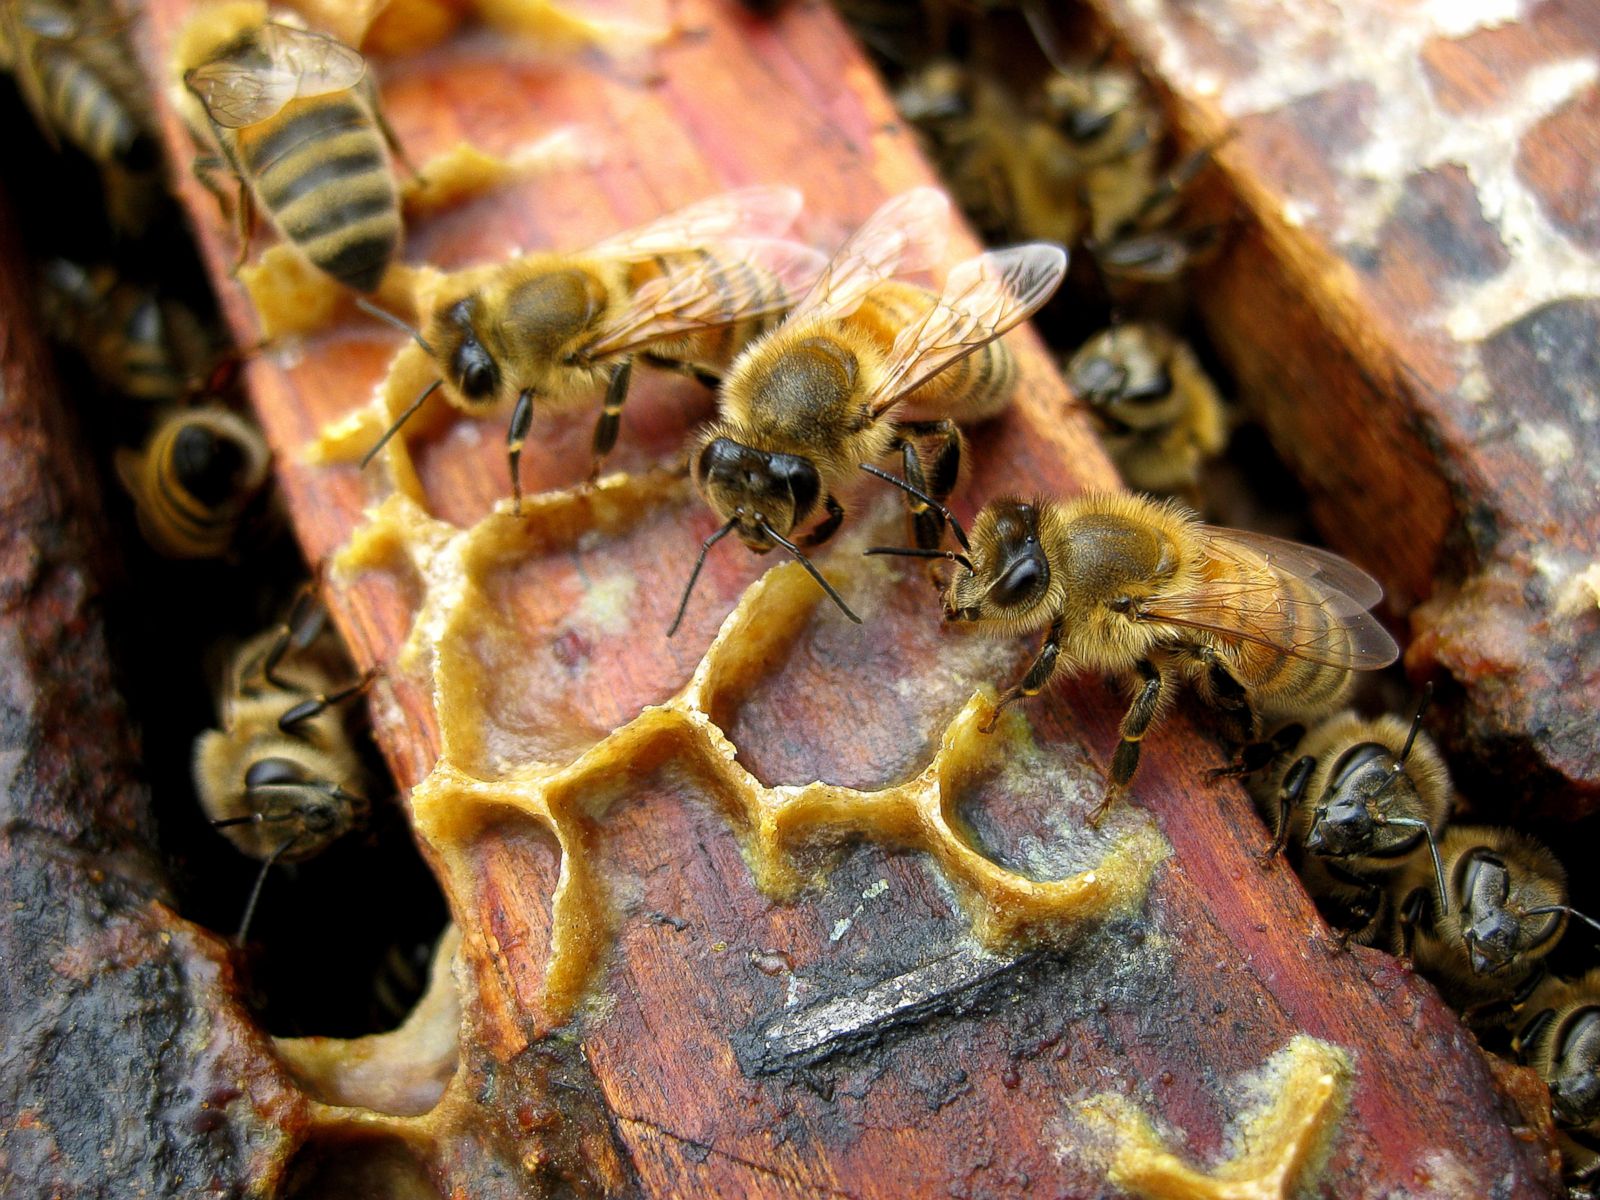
(991, 553, 1047, 607)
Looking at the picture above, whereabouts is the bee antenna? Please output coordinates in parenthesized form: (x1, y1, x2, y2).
(355, 295, 435, 355)
(864, 545, 974, 573)
(1371, 682, 1436, 803)
(858, 463, 969, 551)
(1384, 816, 1448, 916)
(1396, 682, 1435, 768)
(667, 516, 739, 637)
(1021, 0, 1073, 76)
(1526, 906, 1600, 938)
(361, 379, 442, 468)
(233, 833, 301, 947)
(759, 521, 862, 625)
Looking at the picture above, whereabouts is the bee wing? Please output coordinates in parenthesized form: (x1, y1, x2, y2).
(866, 243, 1067, 417)
(185, 22, 367, 129)
(580, 238, 828, 359)
(586, 186, 805, 260)
(788, 187, 951, 324)
(1144, 527, 1399, 669)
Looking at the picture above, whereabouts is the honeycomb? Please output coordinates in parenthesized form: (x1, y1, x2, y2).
(329, 428, 1172, 1023)
(1073, 1036, 1350, 1200)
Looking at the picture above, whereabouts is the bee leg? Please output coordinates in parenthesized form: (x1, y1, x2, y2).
(798, 495, 845, 547)
(1395, 886, 1429, 965)
(1093, 658, 1165, 823)
(259, 582, 326, 690)
(190, 153, 234, 220)
(230, 180, 256, 276)
(507, 388, 535, 516)
(588, 358, 634, 481)
(982, 617, 1065, 735)
(369, 83, 423, 181)
(892, 420, 963, 551)
(640, 352, 721, 391)
(1200, 651, 1257, 742)
(1257, 753, 1314, 865)
(1208, 722, 1304, 783)
(277, 669, 379, 735)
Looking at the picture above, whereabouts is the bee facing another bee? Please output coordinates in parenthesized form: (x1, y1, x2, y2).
(867, 480, 1397, 814)
(364, 185, 827, 510)
(115, 406, 273, 559)
(195, 589, 373, 943)
(672, 187, 1067, 632)
(174, 0, 405, 292)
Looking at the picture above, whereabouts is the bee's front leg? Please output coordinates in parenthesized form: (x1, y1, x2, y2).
(798, 495, 845, 547)
(983, 616, 1065, 734)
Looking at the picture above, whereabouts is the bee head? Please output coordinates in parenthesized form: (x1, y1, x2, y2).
(241, 752, 368, 845)
(947, 500, 1050, 623)
(694, 435, 820, 551)
(1306, 741, 1422, 859)
(1457, 849, 1541, 975)
(1549, 1010, 1600, 1126)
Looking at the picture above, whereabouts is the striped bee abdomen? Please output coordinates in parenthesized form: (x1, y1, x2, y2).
(36, 43, 154, 169)
(639, 247, 795, 373)
(235, 94, 400, 293)
(856, 281, 1019, 423)
(117, 408, 271, 559)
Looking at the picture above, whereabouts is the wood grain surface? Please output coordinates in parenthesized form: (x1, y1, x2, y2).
(121, 0, 1566, 1195)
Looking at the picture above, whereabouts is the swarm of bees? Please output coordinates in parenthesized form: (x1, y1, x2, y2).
(11, 0, 1597, 1181)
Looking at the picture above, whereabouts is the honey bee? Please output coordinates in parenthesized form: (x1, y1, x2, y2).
(1065, 322, 1229, 496)
(1240, 689, 1451, 945)
(0, 0, 160, 226)
(114, 406, 273, 559)
(365, 185, 827, 510)
(42, 260, 216, 406)
(1514, 971, 1600, 1192)
(672, 188, 1067, 633)
(1397, 826, 1595, 1009)
(866, 484, 1398, 814)
(174, 1, 405, 292)
(195, 589, 372, 942)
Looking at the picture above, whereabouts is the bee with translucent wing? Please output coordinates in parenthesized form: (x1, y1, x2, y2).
(866, 482, 1398, 818)
(671, 186, 1067, 633)
(176, 2, 408, 292)
(361, 185, 827, 510)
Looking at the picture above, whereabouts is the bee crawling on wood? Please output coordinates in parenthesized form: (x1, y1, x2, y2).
(864, 478, 1398, 818)
(173, 0, 409, 292)
(360, 185, 828, 509)
(670, 187, 1067, 634)
(195, 586, 374, 943)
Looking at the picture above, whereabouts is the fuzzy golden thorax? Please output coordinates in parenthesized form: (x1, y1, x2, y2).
(421, 256, 622, 413)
